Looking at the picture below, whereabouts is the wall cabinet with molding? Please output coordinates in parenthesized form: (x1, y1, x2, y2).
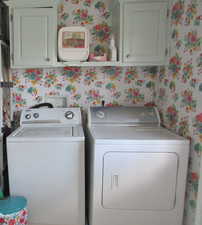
(6, 0, 57, 68)
(111, 0, 169, 66)
(6, 0, 169, 68)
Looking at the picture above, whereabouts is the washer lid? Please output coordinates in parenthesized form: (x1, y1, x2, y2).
(15, 126, 73, 138)
(8, 125, 84, 141)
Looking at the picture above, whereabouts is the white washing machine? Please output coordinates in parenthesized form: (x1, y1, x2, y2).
(7, 108, 85, 225)
(87, 106, 189, 225)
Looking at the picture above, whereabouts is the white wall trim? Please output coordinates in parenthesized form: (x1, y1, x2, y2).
(195, 157, 202, 225)
(5, 0, 58, 8)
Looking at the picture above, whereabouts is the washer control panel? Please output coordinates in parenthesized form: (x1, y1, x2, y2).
(21, 108, 81, 125)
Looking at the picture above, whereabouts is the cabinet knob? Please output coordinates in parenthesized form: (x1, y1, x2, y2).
(126, 54, 130, 58)
(46, 58, 50, 62)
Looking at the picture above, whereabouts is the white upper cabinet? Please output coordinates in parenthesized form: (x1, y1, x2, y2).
(13, 8, 56, 67)
(124, 2, 168, 64)
(111, 0, 169, 66)
(6, 0, 169, 68)
(6, 0, 57, 68)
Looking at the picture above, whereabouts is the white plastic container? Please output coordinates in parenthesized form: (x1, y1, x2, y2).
(109, 35, 117, 61)
(58, 26, 89, 62)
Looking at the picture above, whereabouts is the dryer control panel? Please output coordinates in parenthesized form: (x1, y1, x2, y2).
(88, 106, 160, 126)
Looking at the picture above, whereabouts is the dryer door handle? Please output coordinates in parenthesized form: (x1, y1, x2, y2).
(111, 174, 119, 189)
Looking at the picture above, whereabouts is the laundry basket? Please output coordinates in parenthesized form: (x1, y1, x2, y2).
(0, 196, 28, 225)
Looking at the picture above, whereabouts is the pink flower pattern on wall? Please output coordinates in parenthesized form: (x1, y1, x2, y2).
(156, 0, 202, 224)
(11, 67, 156, 110)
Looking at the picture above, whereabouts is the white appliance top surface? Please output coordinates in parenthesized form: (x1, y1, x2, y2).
(15, 126, 73, 137)
(90, 126, 187, 142)
(89, 106, 160, 125)
(8, 125, 84, 141)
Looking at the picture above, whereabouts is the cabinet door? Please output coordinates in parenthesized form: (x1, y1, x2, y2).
(13, 8, 56, 67)
(123, 2, 168, 64)
(102, 152, 178, 210)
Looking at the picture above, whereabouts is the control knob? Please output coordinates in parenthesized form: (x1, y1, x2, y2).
(65, 111, 74, 119)
(96, 111, 105, 119)
(25, 113, 31, 119)
(33, 113, 39, 119)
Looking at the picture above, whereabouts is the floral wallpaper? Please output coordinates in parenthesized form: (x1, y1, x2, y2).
(155, 0, 202, 224)
(11, 66, 156, 111)
(3, 87, 11, 128)
(58, 0, 112, 54)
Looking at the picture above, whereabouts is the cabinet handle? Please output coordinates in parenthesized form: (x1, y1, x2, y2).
(126, 54, 130, 58)
(46, 58, 50, 62)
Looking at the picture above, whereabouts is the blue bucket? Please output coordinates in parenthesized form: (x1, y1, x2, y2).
(0, 196, 28, 225)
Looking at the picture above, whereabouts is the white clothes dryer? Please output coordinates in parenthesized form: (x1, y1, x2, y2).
(87, 106, 189, 225)
(7, 108, 85, 225)
(0, 134, 3, 190)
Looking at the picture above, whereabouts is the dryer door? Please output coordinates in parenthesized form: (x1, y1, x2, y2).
(102, 152, 178, 211)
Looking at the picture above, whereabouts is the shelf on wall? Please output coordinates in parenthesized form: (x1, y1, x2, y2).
(56, 61, 122, 67)
(55, 61, 165, 67)
(11, 61, 122, 68)
(10, 61, 167, 69)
